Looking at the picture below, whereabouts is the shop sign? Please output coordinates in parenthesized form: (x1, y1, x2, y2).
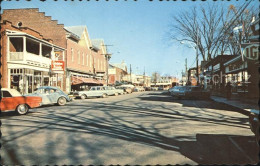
(243, 44, 259, 61)
(51, 60, 64, 71)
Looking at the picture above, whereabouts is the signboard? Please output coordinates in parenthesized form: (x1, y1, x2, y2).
(243, 44, 259, 61)
(51, 61, 65, 71)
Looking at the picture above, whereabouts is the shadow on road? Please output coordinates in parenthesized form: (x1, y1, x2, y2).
(1, 92, 259, 165)
(138, 93, 250, 116)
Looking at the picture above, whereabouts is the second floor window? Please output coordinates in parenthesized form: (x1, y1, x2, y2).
(90, 55, 92, 68)
(86, 54, 88, 66)
(78, 51, 80, 64)
(71, 48, 74, 62)
(82, 53, 84, 65)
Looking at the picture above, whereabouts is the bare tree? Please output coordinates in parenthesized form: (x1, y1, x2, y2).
(169, 1, 256, 61)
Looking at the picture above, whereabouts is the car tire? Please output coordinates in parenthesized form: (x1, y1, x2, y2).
(16, 104, 29, 115)
(81, 94, 87, 100)
(57, 97, 67, 106)
(102, 93, 107, 98)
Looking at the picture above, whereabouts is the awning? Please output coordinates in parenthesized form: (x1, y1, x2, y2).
(71, 76, 105, 85)
(71, 76, 84, 85)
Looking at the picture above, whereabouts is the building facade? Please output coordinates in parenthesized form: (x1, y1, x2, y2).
(2, 8, 67, 91)
(108, 61, 128, 85)
(1, 20, 65, 94)
(2, 8, 110, 93)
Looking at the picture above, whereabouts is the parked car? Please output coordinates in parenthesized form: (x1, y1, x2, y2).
(111, 86, 125, 95)
(170, 86, 187, 99)
(26, 86, 71, 106)
(145, 87, 151, 91)
(249, 109, 259, 145)
(116, 86, 132, 94)
(73, 86, 108, 99)
(1, 88, 42, 115)
(134, 86, 145, 92)
(158, 87, 164, 91)
(104, 86, 124, 96)
(168, 87, 174, 93)
(170, 86, 210, 99)
(151, 87, 158, 91)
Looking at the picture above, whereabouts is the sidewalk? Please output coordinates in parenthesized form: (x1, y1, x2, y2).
(211, 95, 259, 112)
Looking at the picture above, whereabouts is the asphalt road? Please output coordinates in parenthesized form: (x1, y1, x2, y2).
(1, 91, 258, 165)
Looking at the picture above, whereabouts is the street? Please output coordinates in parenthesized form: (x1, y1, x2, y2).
(1, 91, 258, 165)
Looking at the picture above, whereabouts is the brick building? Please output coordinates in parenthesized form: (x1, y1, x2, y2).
(1, 8, 67, 91)
(0, 20, 65, 94)
(108, 61, 128, 85)
(65, 27, 108, 91)
(2, 8, 110, 93)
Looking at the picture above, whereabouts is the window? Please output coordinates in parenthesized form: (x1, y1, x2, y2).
(82, 53, 84, 65)
(78, 51, 80, 64)
(71, 48, 74, 62)
(86, 54, 88, 66)
(2, 91, 12, 97)
(90, 56, 92, 68)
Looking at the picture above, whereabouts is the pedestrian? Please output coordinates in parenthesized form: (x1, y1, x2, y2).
(226, 81, 232, 99)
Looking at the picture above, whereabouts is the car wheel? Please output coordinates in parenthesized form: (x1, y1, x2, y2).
(57, 97, 67, 106)
(115, 93, 118, 96)
(16, 104, 29, 115)
(102, 93, 107, 98)
(81, 94, 87, 99)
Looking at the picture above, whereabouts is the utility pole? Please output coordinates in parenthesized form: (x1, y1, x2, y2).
(102, 44, 113, 86)
(130, 64, 132, 83)
(143, 67, 146, 87)
(185, 58, 187, 84)
(196, 27, 199, 85)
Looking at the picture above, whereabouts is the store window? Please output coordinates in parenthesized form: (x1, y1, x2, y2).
(10, 68, 23, 94)
(34, 71, 42, 90)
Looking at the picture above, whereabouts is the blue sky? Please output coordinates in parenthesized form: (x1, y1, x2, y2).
(2, 0, 252, 78)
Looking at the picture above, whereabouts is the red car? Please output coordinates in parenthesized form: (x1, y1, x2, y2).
(1, 88, 42, 115)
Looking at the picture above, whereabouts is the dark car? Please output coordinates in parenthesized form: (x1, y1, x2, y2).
(249, 109, 259, 145)
(171, 86, 210, 99)
(185, 86, 211, 99)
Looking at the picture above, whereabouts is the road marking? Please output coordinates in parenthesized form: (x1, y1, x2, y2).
(228, 136, 254, 163)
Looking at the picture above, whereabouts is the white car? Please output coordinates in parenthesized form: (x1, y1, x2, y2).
(134, 86, 145, 92)
(73, 86, 108, 99)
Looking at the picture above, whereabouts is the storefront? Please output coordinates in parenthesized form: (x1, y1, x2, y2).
(4, 26, 65, 95)
(68, 69, 104, 92)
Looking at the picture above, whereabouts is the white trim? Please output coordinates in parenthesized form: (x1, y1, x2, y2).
(7, 69, 11, 88)
(7, 36, 10, 61)
(8, 63, 50, 72)
(6, 29, 65, 50)
(224, 56, 241, 66)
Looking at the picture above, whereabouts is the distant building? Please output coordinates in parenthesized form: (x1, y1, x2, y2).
(122, 73, 151, 87)
(151, 76, 178, 89)
(108, 62, 128, 85)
